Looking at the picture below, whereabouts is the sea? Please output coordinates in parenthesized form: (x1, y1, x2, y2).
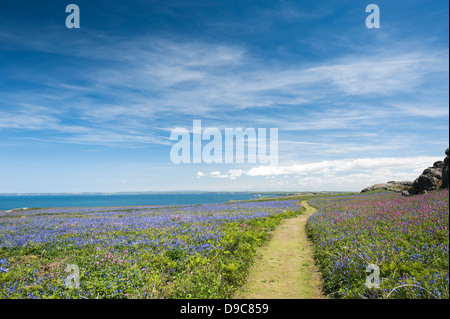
(0, 193, 273, 211)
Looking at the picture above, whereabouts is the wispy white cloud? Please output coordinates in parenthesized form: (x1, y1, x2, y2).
(198, 169, 244, 180)
(245, 156, 442, 177)
(196, 156, 444, 190)
(388, 101, 450, 118)
(306, 54, 448, 95)
(0, 30, 448, 150)
(0, 104, 170, 146)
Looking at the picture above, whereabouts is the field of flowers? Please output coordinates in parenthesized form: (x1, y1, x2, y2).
(306, 189, 449, 299)
(0, 200, 302, 299)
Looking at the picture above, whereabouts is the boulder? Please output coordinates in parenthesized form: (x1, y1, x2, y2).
(362, 148, 449, 196)
(408, 160, 444, 195)
(442, 148, 449, 189)
(361, 181, 413, 193)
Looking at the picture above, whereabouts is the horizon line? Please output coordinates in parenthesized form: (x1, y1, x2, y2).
(0, 190, 353, 196)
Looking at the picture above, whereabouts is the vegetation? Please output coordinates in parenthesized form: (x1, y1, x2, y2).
(0, 200, 303, 299)
(306, 189, 449, 298)
(2, 188, 448, 299)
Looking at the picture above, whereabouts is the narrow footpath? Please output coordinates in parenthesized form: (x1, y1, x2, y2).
(235, 200, 324, 299)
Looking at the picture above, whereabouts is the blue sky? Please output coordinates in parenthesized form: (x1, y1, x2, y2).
(0, 0, 448, 193)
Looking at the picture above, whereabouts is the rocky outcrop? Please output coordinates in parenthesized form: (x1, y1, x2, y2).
(406, 160, 444, 196)
(362, 148, 449, 196)
(442, 148, 449, 189)
(361, 181, 413, 193)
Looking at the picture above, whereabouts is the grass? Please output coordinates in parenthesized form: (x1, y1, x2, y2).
(235, 201, 323, 299)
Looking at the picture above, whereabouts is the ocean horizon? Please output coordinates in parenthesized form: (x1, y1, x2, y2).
(0, 192, 278, 211)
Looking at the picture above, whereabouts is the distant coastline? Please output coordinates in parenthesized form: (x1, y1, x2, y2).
(0, 191, 344, 211)
(0, 191, 317, 196)
(0, 192, 286, 211)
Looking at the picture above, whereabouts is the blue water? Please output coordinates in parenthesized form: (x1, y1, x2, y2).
(0, 193, 269, 211)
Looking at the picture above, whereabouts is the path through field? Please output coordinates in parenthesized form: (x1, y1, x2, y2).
(235, 201, 324, 299)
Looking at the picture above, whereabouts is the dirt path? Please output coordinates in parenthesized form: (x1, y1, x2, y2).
(235, 201, 324, 299)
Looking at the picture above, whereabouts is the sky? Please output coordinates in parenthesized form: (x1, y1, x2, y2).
(0, 0, 448, 193)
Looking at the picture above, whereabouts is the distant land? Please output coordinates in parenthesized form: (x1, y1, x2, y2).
(0, 191, 346, 196)
(0, 191, 352, 211)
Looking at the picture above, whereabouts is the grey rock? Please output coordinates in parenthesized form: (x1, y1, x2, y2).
(361, 181, 413, 193)
(362, 148, 449, 196)
(442, 148, 449, 189)
(433, 161, 445, 169)
(408, 160, 444, 195)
